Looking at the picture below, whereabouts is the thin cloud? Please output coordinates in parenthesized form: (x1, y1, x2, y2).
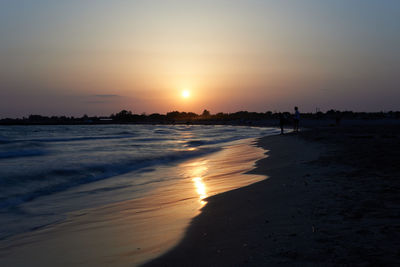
(93, 94, 121, 98)
(85, 101, 107, 104)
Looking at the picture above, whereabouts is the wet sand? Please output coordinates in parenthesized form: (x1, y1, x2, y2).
(146, 125, 400, 266)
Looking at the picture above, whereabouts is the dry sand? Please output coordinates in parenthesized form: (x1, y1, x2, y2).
(145, 125, 400, 266)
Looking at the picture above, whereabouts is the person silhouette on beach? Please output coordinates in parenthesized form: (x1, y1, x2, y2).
(279, 113, 285, 135)
(293, 106, 300, 133)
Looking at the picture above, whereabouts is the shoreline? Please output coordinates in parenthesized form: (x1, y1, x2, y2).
(144, 132, 326, 266)
(0, 136, 270, 266)
(145, 125, 400, 266)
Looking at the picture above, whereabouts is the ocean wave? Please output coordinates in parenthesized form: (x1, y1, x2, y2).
(114, 131, 135, 135)
(0, 149, 46, 159)
(184, 136, 247, 147)
(175, 126, 194, 131)
(0, 146, 221, 209)
(132, 137, 170, 142)
(22, 135, 136, 143)
(186, 140, 206, 147)
(219, 128, 237, 132)
(153, 129, 172, 134)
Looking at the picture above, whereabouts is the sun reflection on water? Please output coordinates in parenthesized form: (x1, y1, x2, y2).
(192, 177, 207, 205)
(187, 161, 208, 206)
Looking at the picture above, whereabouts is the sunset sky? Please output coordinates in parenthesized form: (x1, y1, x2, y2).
(1, 0, 399, 118)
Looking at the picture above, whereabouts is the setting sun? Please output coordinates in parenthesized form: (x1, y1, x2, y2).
(182, 90, 190, 99)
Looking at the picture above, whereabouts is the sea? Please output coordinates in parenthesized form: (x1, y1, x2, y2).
(0, 124, 279, 265)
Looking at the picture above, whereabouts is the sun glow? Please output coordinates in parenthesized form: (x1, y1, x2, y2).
(181, 90, 190, 99)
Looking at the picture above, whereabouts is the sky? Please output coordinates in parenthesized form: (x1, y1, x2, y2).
(0, 0, 399, 118)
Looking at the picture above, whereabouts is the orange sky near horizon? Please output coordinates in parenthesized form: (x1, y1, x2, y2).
(0, 0, 399, 118)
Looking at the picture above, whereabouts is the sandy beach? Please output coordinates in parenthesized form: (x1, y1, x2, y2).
(1, 124, 400, 266)
(146, 125, 400, 266)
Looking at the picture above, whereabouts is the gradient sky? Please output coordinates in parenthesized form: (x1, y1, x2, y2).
(0, 0, 399, 118)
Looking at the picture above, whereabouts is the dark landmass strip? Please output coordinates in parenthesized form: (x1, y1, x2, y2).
(144, 125, 400, 266)
(1, 109, 399, 125)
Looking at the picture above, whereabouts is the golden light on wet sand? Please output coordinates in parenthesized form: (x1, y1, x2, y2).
(193, 177, 207, 204)
(187, 161, 208, 205)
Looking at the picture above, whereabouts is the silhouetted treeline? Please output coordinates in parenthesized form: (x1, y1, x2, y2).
(1, 109, 399, 125)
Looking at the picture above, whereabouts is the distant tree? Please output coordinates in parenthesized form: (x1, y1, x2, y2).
(187, 112, 198, 118)
(215, 112, 226, 119)
(202, 109, 210, 117)
(316, 111, 324, 119)
(28, 115, 48, 121)
(113, 110, 133, 121)
(166, 111, 181, 119)
(148, 113, 165, 121)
